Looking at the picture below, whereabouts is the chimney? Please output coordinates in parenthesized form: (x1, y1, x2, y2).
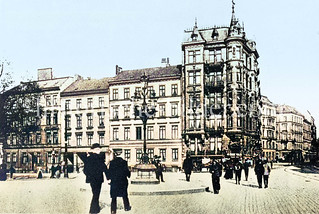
(37, 68, 53, 81)
(161, 57, 170, 67)
(116, 65, 122, 75)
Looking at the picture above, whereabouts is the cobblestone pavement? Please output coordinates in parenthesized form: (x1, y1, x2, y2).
(0, 164, 318, 214)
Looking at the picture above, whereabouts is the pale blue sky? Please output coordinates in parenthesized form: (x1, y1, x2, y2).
(1, 0, 319, 129)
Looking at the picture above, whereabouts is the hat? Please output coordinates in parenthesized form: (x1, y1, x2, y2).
(91, 143, 101, 150)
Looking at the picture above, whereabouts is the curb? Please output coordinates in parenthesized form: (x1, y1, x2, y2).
(129, 186, 208, 196)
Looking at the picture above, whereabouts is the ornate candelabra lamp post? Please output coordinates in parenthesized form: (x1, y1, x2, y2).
(132, 73, 157, 164)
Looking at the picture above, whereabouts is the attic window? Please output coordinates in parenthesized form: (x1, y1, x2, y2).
(212, 29, 219, 40)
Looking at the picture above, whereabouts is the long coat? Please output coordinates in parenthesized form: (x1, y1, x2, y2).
(107, 157, 131, 198)
(83, 153, 108, 184)
(183, 158, 193, 174)
(254, 161, 264, 176)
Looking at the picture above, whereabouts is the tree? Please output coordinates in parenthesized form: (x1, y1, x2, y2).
(0, 61, 13, 94)
(0, 80, 43, 146)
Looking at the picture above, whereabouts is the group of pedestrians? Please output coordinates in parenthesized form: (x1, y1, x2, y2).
(182, 156, 272, 194)
(83, 143, 131, 214)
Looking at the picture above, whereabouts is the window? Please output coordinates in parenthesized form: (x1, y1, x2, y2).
(99, 97, 104, 108)
(98, 112, 105, 127)
(6, 153, 10, 163)
(172, 125, 178, 139)
(76, 99, 82, 109)
(53, 95, 57, 106)
(189, 95, 200, 109)
(76, 114, 82, 128)
(87, 98, 93, 109)
(53, 132, 58, 144)
(209, 49, 222, 63)
(113, 89, 119, 100)
(136, 149, 142, 162)
(160, 149, 166, 162)
(113, 128, 119, 140)
(66, 115, 71, 129)
(65, 100, 70, 110)
(136, 127, 142, 140)
(46, 132, 51, 144)
(159, 126, 166, 139)
(189, 71, 201, 85)
(171, 84, 178, 96)
(124, 88, 130, 99)
(99, 133, 105, 145)
(22, 152, 28, 164)
(171, 103, 178, 117)
(124, 149, 131, 161)
(113, 107, 119, 120)
(147, 126, 154, 140)
(135, 87, 141, 96)
(12, 153, 17, 163)
(172, 149, 178, 161)
(46, 96, 51, 106)
(87, 133, 93, 146)
(124, 127, 130, 140)
(189, 115, 201, 129)
(188, 50, 200, 63)
(124, 106, 130, 119)
(159, 104, 166, 117)
(53, 112, 58, 125)
(148, 149, 154, 160)
(46, 111, 51, 125)
(36, 133, 41, 144)
(148, 86, 155, 98)
(159, 85, 165, 97)
(87, 114, 93, 127)
(76, 134, 82, 146)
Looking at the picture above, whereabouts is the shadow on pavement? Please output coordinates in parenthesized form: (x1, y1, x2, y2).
(241, 183, 260, 189)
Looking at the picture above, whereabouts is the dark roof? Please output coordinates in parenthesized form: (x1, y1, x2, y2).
(62, 77, 111, 96)
(109, 65, 181, 85)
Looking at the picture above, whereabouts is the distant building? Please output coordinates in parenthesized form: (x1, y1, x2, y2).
(260, 96, 277, 161)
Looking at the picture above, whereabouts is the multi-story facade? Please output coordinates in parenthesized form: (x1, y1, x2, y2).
(60, 77, 111, 167)
(260, 96, 277, 161)
(4, 68, 76, 172)
(181, 4, 261, 158)
(276, 104, 304, 162)
(108, 66, 183, 168)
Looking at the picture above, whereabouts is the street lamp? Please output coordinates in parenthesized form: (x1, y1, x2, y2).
(132, 73, 157, 164)
(63, 102, 69, 178)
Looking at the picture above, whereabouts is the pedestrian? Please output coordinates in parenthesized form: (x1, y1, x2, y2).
(107, 149, 131, 214)
(0, 164, 8, 181)
(9, 166, 15, 179)
(55, 164, 61, 179)
(234, 161, 242, 185)
(155, 160, 165, 182)
(254, 159, 264, 188)
(263, 160, 271, 188)
(270, 160, 273, 169)
(182, 154, 193, 182)
(50, 165, 56, 178)
(243, 159, 250, 181)
(209, 159, 222, 194)
(224, 161, 233, 179)
(83, 143, 108, 214)
(37, 168, 43, 179)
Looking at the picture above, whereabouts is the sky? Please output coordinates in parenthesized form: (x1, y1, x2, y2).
(1, 0, 319, 130)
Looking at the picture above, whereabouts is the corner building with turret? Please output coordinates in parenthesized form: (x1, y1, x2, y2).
(181, 5, 261, 159)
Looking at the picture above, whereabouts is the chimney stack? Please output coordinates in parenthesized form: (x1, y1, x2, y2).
(38, 68, 53, 81)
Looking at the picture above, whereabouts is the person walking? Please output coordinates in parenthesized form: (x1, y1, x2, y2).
(254, 159, 264, 188)
(155, 160, 165, 182)
(83, 143, 108, 214)
(9, 166, 15, 179)
(243, 159, 250, 181)
(234, 161, 242, 185)
(209, 160, 222, 194)
(0, 164, 8, 181)
(182, 154, 193, 182)
(107, 149, 131, 214)
(263, 160, 271, 188)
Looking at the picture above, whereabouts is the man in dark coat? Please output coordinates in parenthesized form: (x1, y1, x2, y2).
(243, 159, 250, 181)
(234, 161, 242, 185)
(107, 149, 131, 214)
(182, 154, 193, 182)
(0, 164, 8, 181)
(83, 143, 108, 214)
(155, 160, 164, 182)
(254, 159, 264, 188)
(209, 160, 222, 194)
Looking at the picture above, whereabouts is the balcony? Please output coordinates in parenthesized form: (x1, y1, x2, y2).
(206, 104, 224, 115)
(204, 62, 224, 74)
(205, 81, 224, 93)
(205, 127, 224, 137)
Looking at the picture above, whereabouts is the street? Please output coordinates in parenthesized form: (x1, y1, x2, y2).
(0, 164, 318, 214)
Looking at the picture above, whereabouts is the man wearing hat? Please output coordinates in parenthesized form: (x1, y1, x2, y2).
(83, 143, 108, 214)
(107, 149, 131, 214)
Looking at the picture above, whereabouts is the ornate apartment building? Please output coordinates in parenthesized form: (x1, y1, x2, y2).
(182, 4, 261, 158)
